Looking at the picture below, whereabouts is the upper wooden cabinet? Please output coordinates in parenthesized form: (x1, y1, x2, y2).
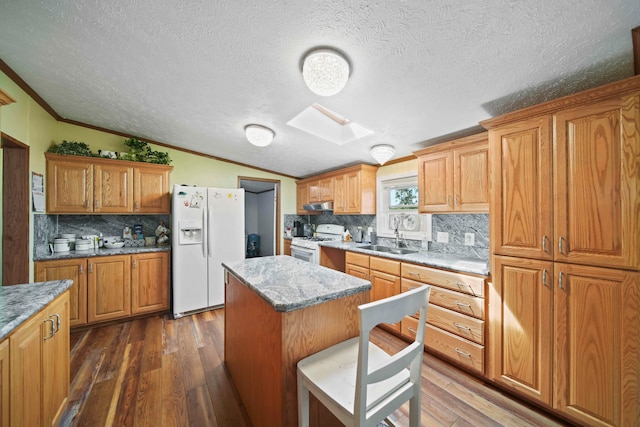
(484, 82, 640, 270)
(296, 164, 378, 215)
(414, 133, 489, 213)
(45, 153, 172, 214)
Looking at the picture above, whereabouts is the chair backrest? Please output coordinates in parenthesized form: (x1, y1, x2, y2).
(354, 285, 431, 425)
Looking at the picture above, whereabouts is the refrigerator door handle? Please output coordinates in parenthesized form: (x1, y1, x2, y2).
(207, 208, 213, 257)
(202, 206, 208, 258)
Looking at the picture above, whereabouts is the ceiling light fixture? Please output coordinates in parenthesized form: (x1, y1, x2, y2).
(370, 144, 395, 165)
(302, 48, 350, 96)
(245, 124, 275, 147)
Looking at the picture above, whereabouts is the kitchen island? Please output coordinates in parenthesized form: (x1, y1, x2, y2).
(222, 255, 371, 427)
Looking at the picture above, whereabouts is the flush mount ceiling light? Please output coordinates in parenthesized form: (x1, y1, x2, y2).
(245, 124, 275, 147)
(302, 48, 350, 96)
(370, 144, 395, 165)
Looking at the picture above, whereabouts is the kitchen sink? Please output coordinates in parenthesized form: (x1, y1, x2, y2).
(358, 245, 418, 255)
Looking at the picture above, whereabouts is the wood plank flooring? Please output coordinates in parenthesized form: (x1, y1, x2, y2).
(62, 310, 569, 427)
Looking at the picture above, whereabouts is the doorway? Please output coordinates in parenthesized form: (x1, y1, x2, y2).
(2, 132, 29, 285)
(238, 177, 280, 257)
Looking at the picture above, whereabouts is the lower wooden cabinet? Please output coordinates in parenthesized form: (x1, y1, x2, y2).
(35, 251, 170, 328)
(35, 258, 88, 327)
(0, 338, 9, 427)
(88, 255, 132, 323)
(131, 252, 170, 314)
(283, 239, 291, 256)
(8, 291, 69, 427)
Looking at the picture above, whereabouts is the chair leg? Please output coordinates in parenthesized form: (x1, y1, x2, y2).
(409, 394, 420, 427)
(297, 374, 310, 427)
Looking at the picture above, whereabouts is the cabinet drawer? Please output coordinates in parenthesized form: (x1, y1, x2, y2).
(346, 252, 369, 268)
(427, 304, 484, 345)
(369, 256, 400, 275)
(401, 263, 485, 297)
(425, 324, 484, 374)
(403, 278, 484, 319)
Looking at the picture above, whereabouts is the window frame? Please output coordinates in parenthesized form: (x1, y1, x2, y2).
(376, 172, 432, 240)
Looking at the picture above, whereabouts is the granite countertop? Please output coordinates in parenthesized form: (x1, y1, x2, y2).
(0, 280, 73, 340)
(222, 255, 371, 313)
(320, 241, 490, 276)
(34, 245, 171, 261)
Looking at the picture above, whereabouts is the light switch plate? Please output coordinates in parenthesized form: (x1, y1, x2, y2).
(436, 232, 449, 243)
(465, 233, 475, 246)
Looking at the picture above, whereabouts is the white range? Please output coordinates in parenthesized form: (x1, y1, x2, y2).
(290, 224, 344, 264)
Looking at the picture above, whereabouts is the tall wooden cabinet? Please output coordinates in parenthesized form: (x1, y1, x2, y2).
(483, 75, 640, 427)
(414, 133, 489, 213)
(46, 153, 172, 214)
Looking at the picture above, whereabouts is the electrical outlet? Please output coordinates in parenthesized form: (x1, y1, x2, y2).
(465, 232, 475, 246)
(436, 232, 449, 243)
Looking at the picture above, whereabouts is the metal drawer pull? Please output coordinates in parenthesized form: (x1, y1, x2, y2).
(542, 269, 548, 287)
(408, 271, 420, 278)
(135, 201, 140, 209)
(85, 200, 90, 208)
(454, 301, 471, 309)
(446, 195, 451, 205)
(456, 282, 475, 296)
(407, 327, 417, 334)
(89, 263, 93, 273)
(455, 194, 460, 207)
(454, 323, 472, 332)
(95, 200, 99, 208)
(50, 313, 61, 333)
(455, 348, 471, 357)
(79, 264, 84, 274)
(133, 259, 137, 268)
(43, 318, 55, 340)
(559, 272, 565, 290)
(558, 236, 566, 255)
(542, 235, 548, 253)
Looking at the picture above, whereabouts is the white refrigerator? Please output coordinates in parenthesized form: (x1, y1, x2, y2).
(172, 185, 245, 318)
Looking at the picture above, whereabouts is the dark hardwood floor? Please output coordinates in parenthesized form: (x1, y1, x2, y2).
(62, 310, 568, 427)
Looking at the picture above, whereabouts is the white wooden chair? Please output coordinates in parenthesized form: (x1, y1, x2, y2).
(297, 285, 431, 427)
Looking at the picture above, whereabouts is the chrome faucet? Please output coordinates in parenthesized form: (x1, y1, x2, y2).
(394, 228, 407, 248)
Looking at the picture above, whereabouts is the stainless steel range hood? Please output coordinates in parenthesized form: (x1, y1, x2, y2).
(302, 201, 334, 212)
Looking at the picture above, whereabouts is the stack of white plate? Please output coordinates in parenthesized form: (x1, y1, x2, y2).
(59, 233, 77, 250)
(75, 239, 92, 251)
(53, 238, 71, 252)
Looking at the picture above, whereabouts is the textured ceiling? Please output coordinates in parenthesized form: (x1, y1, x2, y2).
(0, 1, 638, 178)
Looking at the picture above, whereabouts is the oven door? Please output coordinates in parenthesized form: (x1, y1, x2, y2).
(290, 245, 317, 264)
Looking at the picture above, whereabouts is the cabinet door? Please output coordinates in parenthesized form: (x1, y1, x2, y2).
(553, 263, 640, 426)
(307, 179, 321, 202)
(490, 256, 553, 405)
(94, 163, 134, 213)
(333, 174, 346, 212)
(554, 95, 640, 270)
(318, 176, 334, 201)
(35, 259, 87, 327)
(283, 239, 291, 256)
(296, 182, 309, 214)
(345, 263, 368, 280)
(0, 339, 8, 427)
(418, 150, 453, 212)
(46, 159, 93, 213)
(42, 293, 69, 426)
(345, 170, 362, 213)
(370, 269, 401, 332)
(10, 313, 43, 427)
(88, 255, 131, 322)
(454, 141, 489, 212)
(134, 166, 170, 213)
(489, 116, 553, 260)
(131, 252, 169, 314)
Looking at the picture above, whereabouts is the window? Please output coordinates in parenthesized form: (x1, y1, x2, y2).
(376, 173, 431, 240)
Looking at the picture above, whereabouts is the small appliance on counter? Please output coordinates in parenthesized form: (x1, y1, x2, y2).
(293, 220, 305, 237)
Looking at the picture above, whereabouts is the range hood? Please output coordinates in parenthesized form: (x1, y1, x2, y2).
(302, 201, 334, 211)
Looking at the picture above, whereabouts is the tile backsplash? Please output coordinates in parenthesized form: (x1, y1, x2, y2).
(284, 212, 489, 261)
(34, 214, 170, 256)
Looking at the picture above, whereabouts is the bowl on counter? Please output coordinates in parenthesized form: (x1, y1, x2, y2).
(74, 239, 92, 251)
(104, 241, 125, 249)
